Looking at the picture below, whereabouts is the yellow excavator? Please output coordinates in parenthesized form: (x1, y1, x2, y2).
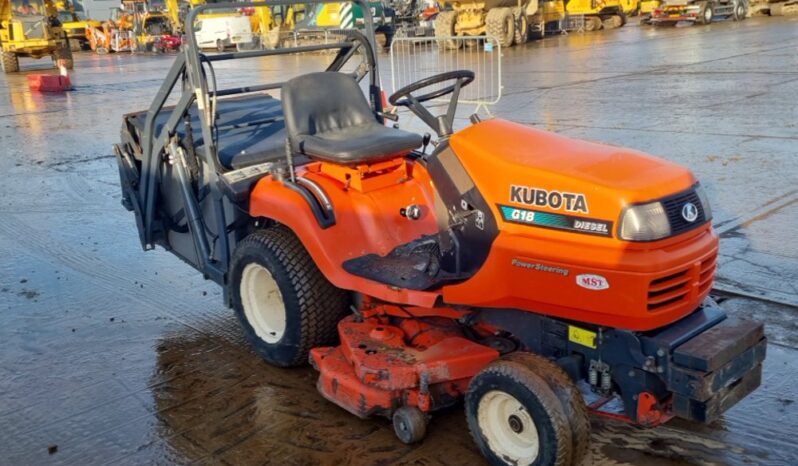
(0, 0, 73, 72)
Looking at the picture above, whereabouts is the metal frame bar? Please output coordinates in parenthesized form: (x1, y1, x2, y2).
(132, 0, 380, 284)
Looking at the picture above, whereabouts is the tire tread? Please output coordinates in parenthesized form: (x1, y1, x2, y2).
(232, 226, 348, 367)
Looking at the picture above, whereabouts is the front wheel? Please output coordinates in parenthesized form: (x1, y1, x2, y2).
(733, 1, 747, 20)
(466, 356, 574, 466)
(216, 39, 225, 52)
(699, 3, 714, 24)
(1, 50, 19, 73)
(230, 227, 349, 367)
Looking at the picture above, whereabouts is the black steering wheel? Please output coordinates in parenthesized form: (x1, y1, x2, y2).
(389, 70, 475, 107)
(388, 70, 475, 137)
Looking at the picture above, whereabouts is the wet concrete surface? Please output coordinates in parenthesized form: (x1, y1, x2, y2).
(1, 16, 797, 466)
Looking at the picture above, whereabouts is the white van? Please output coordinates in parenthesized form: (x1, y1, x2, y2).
(194, 15, 254, 51)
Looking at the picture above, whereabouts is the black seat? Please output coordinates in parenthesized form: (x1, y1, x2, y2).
(282, 72, 422, 165)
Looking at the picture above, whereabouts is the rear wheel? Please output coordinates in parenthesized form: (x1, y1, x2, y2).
(486, 7, 515, 48)
(466, 356, 573, 466)
(1, 50, 19, 73)
(230, 226, 349, 367)
(435, 10, 460, 50)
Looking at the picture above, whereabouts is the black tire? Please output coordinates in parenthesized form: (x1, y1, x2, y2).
(435, 10, 460, 50)
(393, 407, 428, 444)
(504, 353, 591, 466)
(699, 3, 714, 24)
(230, 226, 349, 367)
(514, 8, 529, 45)
(486, 7, 515, 48)
(584, 16, 603, 31)
(466, 356, 573, 466)
(1, 50, 19, 73)
(733, 1, 747, 20)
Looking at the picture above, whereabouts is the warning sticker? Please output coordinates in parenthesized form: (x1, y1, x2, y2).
(568, 326, 597, 349)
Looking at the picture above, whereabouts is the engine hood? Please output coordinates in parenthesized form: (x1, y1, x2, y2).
(448, 119, 696, 239)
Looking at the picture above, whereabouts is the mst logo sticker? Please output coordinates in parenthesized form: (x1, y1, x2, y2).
(576, 274, 610, 290)
(510, 185, 589, 214)
(498, 205, 613, 237)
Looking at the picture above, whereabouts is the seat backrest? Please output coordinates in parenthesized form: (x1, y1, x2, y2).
(282, 72, 376, 140)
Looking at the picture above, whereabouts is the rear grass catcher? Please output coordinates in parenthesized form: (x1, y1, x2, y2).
(113, 2, 766, 464)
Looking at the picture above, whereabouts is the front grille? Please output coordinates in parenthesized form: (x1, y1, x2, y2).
(647, 254, 717, 312)
(661, 188, 706, 236)
(647, 268, 690, 311)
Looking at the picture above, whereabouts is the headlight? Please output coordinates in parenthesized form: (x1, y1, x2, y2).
(619, 201, 671, 241)
(694, 184, 713, 222)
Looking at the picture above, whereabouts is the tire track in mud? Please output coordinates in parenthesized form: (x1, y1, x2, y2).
(0, 213, 236, 342)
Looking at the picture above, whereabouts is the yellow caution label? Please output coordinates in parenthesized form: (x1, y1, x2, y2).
(568, 326, 597, 349)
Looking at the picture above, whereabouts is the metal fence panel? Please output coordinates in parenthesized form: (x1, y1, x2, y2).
(389, 35, 503, 113)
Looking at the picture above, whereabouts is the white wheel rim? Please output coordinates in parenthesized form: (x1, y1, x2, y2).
(240, 263, 286, 344)
(704, 8, 712, 20)
(478, 390, 540, 464)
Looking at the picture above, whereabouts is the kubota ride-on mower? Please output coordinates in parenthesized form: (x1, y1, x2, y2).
(114, 1, 765, 464)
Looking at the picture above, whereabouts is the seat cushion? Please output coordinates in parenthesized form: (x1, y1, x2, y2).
(299, 123, 422, 165)
(283, 72, 422, 165)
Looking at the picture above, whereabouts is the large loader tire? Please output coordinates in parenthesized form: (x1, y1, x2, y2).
(1, 50, 19, 73)
(602, 14, 624, 29)
(466, 355, 574, 466)
(435, 10, 460, 50)
(584, 16, 603, 31)
(230, 226, 350, 367)
(486, 7, 515, 48)
(513, 8, 529, 45)
(503, 353, 591, 466)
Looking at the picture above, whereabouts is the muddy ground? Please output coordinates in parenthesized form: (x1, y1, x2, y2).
(1, 15, 797, 466)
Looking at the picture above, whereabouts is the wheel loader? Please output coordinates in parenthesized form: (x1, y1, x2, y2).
(114, 1, 766, 464)
(0, 0, 73, 73)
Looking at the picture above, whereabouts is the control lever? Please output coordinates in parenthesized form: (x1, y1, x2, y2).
(421, 133, 431, 153)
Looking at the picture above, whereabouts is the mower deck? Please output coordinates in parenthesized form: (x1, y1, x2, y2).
(311, 315, 499, 418)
